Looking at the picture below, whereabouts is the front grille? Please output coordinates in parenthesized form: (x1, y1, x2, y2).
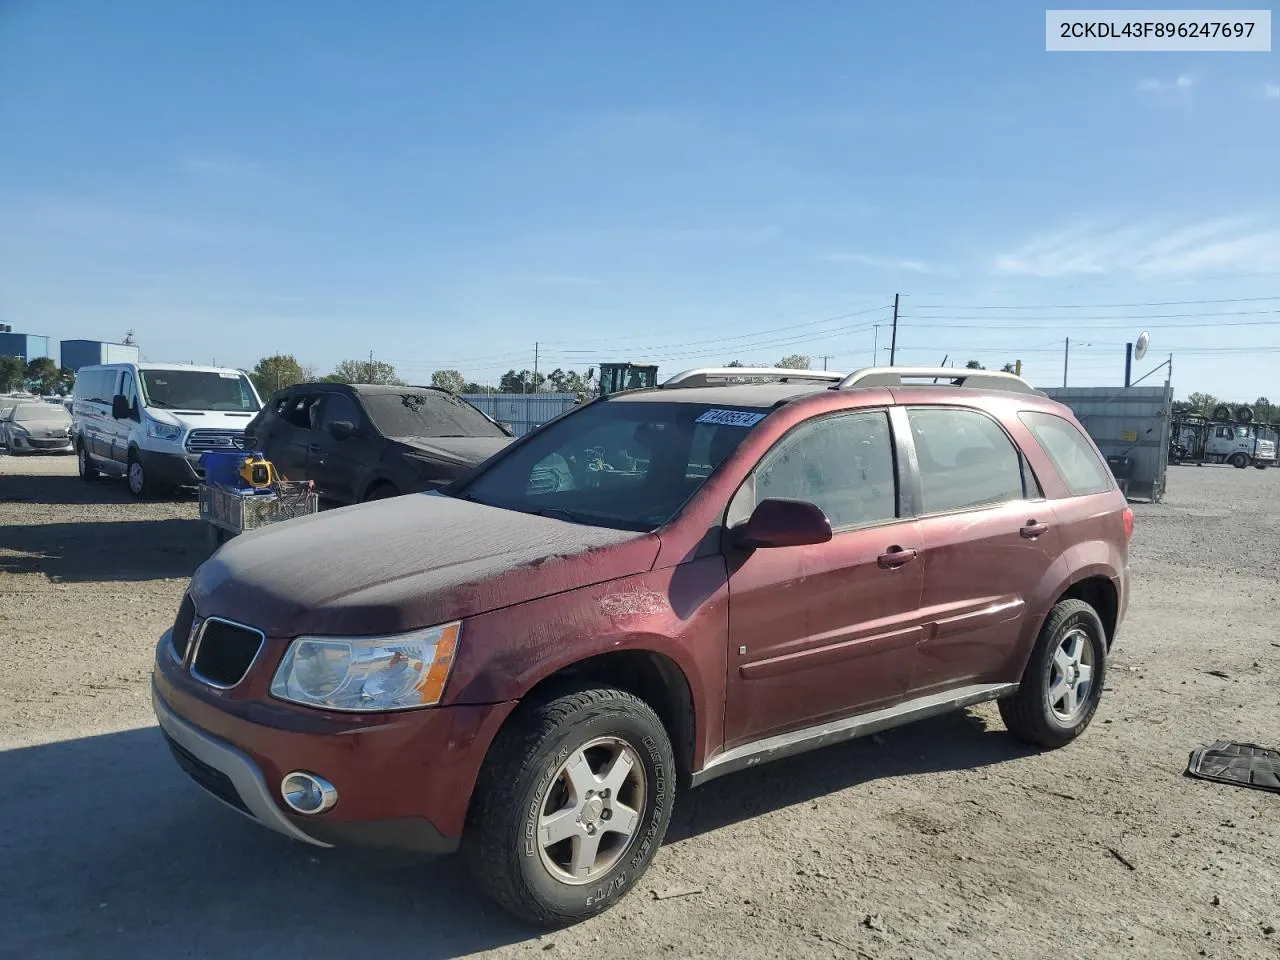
(27, 438, 70, 449)
(162, 731, 249, 814)
(191, 618, 264, 688)
(171, 594, 196, 660)
(185, 429, 246, 454)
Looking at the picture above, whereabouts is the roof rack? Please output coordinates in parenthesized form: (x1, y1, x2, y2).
(835, 366, 1040, 396)
(662, 367, 845, 389)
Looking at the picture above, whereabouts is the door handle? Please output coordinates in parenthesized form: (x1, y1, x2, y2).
(877, 546, 918, 569)
(1020, 520, 1050, 539)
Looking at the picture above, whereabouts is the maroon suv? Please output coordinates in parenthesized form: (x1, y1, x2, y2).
(152, 365, 1131, 926)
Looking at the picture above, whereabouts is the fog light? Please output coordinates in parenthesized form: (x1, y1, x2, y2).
(281, 772, 338, 815)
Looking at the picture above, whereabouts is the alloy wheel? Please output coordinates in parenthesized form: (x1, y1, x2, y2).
(535, 736, 647, 885)
(1047, 626, 1095, 723)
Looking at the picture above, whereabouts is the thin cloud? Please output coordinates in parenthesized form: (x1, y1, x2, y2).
(1137, 73, 1197, 95)
(821, 252, 932, 273)
(994, 219, 1280, 278)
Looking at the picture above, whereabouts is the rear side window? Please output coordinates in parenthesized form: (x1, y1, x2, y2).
(749, 411, 897, 529)
(1019, 411, 1114, 496)
(907, 407, 1027, 514)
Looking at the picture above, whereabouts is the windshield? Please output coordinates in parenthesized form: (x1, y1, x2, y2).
(139, 370, 260, 412)
(363, 390, 506, 439)
(12, 404, 69, 423)
(459, 400, 763, 531)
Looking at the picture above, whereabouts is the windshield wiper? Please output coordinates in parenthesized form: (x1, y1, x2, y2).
(533, 507, 583, 523)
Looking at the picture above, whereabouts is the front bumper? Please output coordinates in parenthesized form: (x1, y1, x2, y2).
(152, 679, 330, 846)
(152, 635, 517, 853)
(8, 434, 73, 453)
(138, 448, 203, 486)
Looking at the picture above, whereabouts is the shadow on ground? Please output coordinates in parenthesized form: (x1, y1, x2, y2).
(0, 471, 198, 507)
(0, 711, 1031, 960)
(0, 519, 206, 582)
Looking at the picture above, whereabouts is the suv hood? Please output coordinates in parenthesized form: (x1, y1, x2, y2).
(395, 435, 513, 466)
(189, 493, 661, 637)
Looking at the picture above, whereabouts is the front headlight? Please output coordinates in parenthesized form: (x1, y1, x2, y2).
(270, 621, 461, 712)
(146, 418, 182, 441)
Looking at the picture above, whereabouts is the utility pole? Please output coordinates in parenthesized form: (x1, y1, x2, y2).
(818, 354, 833, 371)
(872, 325, 879, 365)
(1124, 342, 1133, 388)
(533, 341, 539, 394)
(1063, 338, 1069, 388)
(889, 294, 900, 366)
(367, 350, 374, 384)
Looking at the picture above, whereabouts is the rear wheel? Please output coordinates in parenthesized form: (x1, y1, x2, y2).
(1255, 463, 1269, 470)
(463, 685, 675, 927)
(77, 442, 100, 481)
(1000, 599, 1107, 749)
(1229, 453, 1249, 469)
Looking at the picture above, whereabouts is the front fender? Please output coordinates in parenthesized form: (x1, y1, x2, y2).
(445, 559, 731, 771)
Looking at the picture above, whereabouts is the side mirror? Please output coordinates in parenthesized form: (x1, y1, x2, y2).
(328, 420, 355, 441)
(111, 395, 129, 420)
(732, 498, 833, 549)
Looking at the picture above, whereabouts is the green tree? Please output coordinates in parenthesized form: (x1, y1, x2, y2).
(777, 354, 810, 370)
(57, 367, 76, 394)
(498, 369, 544, 393)
(329, 359, 403, 385)
(965, 360, 986, 370)
(26, 357, 59, 395)
(1185, 392, 1218, 416)
(726, 360, 745, 367)
(462, 381, 488, 394)
(547, 368, 589, 394)
(1000, 363, 1017, 374)
(1253, 396, 1275, 423)
(0, 356, 27, 391)
(430, 369, 466, 393)
(252, 354, 310, 395)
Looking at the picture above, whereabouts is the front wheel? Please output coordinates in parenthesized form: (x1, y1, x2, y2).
(462, 685, 676, 927)
(999, 599, 1107, 749)
(127, 452, 170, 499)
(1230, 453, 1249, 469)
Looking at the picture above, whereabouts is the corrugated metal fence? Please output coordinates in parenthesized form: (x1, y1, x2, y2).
(462, 393, 578, 437)
(1040, 385, 1172, 502)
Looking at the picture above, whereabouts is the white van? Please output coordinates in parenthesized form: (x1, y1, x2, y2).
(71, 362, 263, 497)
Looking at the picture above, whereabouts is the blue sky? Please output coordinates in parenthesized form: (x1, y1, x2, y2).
(1, 0, 1277, 399)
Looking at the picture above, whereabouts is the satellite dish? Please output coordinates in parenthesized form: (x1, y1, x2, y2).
(1134, 331, 1150, 361)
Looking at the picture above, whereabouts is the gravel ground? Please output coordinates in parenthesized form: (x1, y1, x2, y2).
(1, 454, 1277, 960)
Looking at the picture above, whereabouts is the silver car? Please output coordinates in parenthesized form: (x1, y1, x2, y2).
(1, 402, 74, 454)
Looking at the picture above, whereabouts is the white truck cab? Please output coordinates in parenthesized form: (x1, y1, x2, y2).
(1203, 423, 1276, 469)
(71, 362, 263, 497)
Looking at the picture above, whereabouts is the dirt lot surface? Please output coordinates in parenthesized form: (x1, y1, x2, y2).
(2, 454, 1277, 960)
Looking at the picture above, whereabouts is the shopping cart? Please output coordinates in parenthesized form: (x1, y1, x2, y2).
(198, 451, 318, 548)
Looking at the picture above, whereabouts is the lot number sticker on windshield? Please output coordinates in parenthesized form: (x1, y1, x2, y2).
(696, 409, 766, 427)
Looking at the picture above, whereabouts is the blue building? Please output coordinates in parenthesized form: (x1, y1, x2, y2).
(0, 332, 51, 364)
(60, 339, 141, 372)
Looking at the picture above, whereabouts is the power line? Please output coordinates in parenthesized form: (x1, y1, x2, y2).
(898, 308, 1280, 322)
(906, 294, 1280, 310)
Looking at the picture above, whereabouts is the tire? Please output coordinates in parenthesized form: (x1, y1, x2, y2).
(1237, 405, 1253, 423)
(1255, 463, 1269, 470)
(1212, 404, 1231, 422)
(126, 451, 169, 499)
(462, 685, 676, 927)
(361, 482, 398, 502)
(1230, 453, 1249, 469)
(77, 442, 100, 481)
(999, 599, 1108, 749)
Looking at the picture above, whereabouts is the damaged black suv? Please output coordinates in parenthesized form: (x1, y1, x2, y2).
(245, 382, 514, 504)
